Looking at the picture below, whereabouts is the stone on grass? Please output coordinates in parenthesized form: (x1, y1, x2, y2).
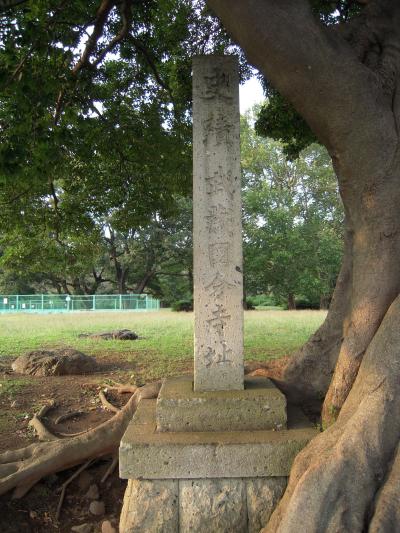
(89, 500, 105, 516)
(79, 329, 138, 341)
(12, 349, 98, 376)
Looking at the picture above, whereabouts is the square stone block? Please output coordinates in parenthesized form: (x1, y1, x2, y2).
(156, 375, 287, 432)
(119, 399, 318, 480)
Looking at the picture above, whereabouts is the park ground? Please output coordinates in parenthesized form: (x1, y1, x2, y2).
(0, 309, 325, 532)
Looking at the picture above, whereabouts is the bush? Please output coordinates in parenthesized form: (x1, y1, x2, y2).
(295, 297, 320, 310)
(171, 299, 193, 312)
(246, 294, 277, 308)
(245, 299, 256, 310)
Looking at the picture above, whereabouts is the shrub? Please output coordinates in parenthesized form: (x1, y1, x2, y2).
(171, 299, 193, 312)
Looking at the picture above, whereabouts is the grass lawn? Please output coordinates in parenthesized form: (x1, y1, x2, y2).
(0, 309, 326, 382)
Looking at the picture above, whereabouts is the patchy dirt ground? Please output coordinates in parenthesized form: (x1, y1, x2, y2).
(0, 354, 159, 533)
(0, 354, 288, 532)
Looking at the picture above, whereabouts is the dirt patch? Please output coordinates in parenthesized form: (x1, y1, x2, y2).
(0, 355, 138, 532)
(0, 355, 280, 531)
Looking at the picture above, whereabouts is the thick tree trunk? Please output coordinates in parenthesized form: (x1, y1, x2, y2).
(206, 0, 400, 530)
(287, 293, 296, 310)
(263, 293, 400, 532)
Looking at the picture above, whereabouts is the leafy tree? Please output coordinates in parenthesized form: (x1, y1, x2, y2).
(242, 110, 343, 309)
(1, 0, 400, 530)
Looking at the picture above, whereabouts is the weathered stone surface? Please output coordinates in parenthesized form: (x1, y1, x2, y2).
(12, 348, 98, 376)
(79, 329, 138, 340)
(246, 478, 287, 533)
(179, 479, 247, 533)
(156, 375, 287, 432)
(192, 55, 243, 392)
(119, 479, 178, 533)
(120, 400, 318, 479)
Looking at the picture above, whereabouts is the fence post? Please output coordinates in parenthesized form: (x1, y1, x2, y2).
(93, 295, 96, 311)
(41, 294, 44, 312)
(120, 294, 122, 310)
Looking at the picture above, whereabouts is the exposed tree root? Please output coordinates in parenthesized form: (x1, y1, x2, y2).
(55, 411, 84, 424)
(0, 381, 161, 498)
(99, 389, 120, 413)
(55, 459, 93, 521)
(105, 383, 138, 394)
(28, 400, 59, 442)
(262, 296, 400, 532)
(101, 454, 118, 483)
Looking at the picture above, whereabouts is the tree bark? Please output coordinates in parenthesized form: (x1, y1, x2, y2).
(207, 0, 400, 530)
(287, 293, 296, 310)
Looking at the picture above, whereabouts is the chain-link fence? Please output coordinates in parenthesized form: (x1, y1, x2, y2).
(0, 294, 160, 313)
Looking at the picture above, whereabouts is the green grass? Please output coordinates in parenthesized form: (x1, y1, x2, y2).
(0, 309, 325, 365)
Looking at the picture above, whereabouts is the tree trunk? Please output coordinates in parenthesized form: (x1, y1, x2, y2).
(135, 270, 155, 294)
(319, 294, 330, 310)
(206, 0, 400, 530)
(287, 293, 296, 310)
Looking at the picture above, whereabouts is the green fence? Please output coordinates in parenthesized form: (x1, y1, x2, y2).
(0, 294, 160, 313)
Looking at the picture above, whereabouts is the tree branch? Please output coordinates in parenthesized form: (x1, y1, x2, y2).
(206, 0, 397, 169)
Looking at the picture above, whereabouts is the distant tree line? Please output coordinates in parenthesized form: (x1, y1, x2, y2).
(0, 106, 342, 309)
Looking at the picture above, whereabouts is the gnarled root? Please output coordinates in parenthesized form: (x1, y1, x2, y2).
(0, 381, 161, 499)
(262, 295, 400, 532)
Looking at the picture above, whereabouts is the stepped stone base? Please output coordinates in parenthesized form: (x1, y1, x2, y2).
(119, 380, 318, 532)
(120, 399, 317, 480)
(120, 477, 287, 533)
(156, 375, 287, 432)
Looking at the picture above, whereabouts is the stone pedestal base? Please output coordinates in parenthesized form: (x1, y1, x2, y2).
(120, 477, 287, 533)
(156, 375, 287, 432)
(119, 396, 318, 532)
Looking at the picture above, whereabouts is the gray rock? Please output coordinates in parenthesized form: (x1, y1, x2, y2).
(119, 479, 178, 533)
(101, 520, 117, 533)
(79, 329, 138, 341)
(85, 483, 99, 500)
(247, 478, 287, 533)
(12, 349, 98, 376)
(89, 500, 105, 516)
(179, 479, 247, 533)
(71, 524, 92, 533)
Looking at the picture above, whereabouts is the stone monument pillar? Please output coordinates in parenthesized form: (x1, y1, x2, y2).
(192, 55, 243, 392)
(119, 55, 318, 533)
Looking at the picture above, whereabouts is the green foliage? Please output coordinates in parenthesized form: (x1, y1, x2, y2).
(246, 294, 277, 308)
(171, 299, 193, 312)
(242, 108, 343, 308)
(255, 90, 317, 160)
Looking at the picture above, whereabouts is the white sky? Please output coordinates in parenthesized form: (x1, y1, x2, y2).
(239, 77, 265, 113)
